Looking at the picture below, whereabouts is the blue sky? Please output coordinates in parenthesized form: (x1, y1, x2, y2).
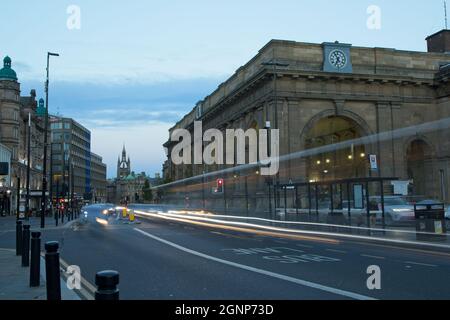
(0, 0, 446, 177)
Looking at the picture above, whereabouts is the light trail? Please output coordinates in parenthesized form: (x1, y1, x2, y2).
(134, 210, 339, 244)
(133, 210, 450, 251)
(151, 116, 450, 188)
(138, 208, 448, 237)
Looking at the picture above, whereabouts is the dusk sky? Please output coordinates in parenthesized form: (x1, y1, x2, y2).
(0, 0, 445, 178)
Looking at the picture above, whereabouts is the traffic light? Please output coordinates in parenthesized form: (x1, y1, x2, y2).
(216, 179, 224, 194)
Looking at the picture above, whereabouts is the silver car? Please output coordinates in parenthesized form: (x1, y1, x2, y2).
(370, 196, 415, 226)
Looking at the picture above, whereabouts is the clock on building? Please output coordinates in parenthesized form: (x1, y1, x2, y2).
(323, 42, 353, 73)
(329, 49, 347, 69)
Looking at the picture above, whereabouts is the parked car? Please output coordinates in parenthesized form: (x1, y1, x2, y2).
(369, 196, 415, 226)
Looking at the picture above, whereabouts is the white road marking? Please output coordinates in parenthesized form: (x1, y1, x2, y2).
(403, 261, 437, 268)
(326, 249, 347, 254)
(134, 228, 376, 300)
(361, 254, 386, 260)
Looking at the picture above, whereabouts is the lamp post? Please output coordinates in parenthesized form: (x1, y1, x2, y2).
(16, 177, 20, 220)
(41, 52, 59, 229)
(26, 113, 31, 220)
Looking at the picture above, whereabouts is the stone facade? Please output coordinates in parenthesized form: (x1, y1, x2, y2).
(162, 32, 450, 212)
(107, 147, 150, 204)
(0, 143, 12, 215)
(0, 57, 48, 215)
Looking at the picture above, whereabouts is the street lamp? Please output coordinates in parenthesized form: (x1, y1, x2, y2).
(41, 52, 59, 229)
(26, 113, 31, 220)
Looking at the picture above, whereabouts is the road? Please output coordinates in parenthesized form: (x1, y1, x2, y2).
(1, 204, 450, 300)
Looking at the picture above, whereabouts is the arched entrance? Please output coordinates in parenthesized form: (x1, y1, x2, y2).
(406, 139, 434, 197)
(303, 116, 368, 182)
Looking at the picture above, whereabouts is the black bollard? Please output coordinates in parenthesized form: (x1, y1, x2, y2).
(21, 225, 30, 267)
(30, 232, 41, 287)
(45, 241, 61, 300)
(16, 220, 23, 256)
(95, 270, 120, 300)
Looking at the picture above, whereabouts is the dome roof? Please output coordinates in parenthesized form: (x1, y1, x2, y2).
(0, 56, 18, 81)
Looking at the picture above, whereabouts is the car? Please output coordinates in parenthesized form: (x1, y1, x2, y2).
(369, 196, 415, 226)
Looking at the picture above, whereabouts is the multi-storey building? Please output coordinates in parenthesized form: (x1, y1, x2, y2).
(91, 152, 107, 203)
(50, 116, 107, 203)
(0, 56, 48, 215)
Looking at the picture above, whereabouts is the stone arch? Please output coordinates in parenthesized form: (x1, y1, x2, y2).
(299, 110, 375, 181)
(403, 134, 436, 160)
(299, 109, 374, 147)
(405, 136, 436, 198)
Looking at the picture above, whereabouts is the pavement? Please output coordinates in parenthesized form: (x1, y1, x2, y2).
(1, 204, 450, 300)
(0, 249, 80, 300)
(0, 215, 82, 300)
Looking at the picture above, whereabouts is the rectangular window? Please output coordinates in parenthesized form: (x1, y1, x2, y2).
(52, 133, 62, 141)
(52, 154, 62, 161)
(52, 144, 62, 151)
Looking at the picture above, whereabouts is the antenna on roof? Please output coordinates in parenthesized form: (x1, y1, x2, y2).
(445, 0, 448, 29)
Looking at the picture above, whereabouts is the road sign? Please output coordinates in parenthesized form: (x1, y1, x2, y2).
(369, 154, 378, 170)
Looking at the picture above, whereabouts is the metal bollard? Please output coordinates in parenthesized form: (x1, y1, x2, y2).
(16, 220, 23, 256)
(95, 270, 120, 300)
(45, 241, 61, 300)
(30, 231, 41, 287)
(21, 225, 31, 267)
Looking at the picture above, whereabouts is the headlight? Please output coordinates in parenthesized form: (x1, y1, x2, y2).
(102, 210, 108, 215)
(393, 209, 411, 213)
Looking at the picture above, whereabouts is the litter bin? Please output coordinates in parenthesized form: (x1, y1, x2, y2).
(414, 203, 447, 241)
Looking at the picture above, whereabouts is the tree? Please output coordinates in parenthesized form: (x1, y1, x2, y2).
(143, 180, 153, 203)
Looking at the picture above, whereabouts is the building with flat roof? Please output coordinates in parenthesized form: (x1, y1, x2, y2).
(162, 30, 450, 213)
(50, 116, 107, 204)
(91, 152, 107, 203)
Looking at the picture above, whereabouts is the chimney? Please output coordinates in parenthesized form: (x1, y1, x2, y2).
(426, 29, 450, 53)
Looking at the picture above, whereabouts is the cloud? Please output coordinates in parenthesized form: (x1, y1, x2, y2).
(19, 77, 222, 177)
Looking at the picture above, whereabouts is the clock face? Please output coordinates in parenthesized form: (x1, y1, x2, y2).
(329, 49, 347, 69)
